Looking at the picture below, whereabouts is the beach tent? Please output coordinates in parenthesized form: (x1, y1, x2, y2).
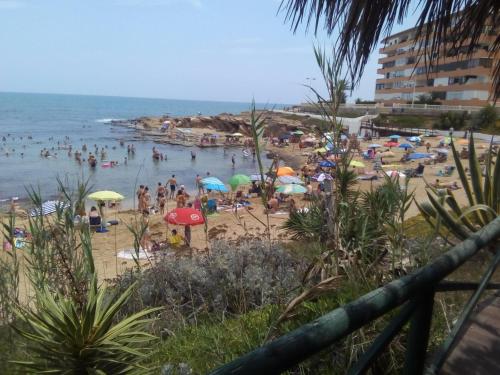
(276, 184, 307, 194)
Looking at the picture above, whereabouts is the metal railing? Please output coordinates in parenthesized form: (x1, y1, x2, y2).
(209, 217, 500, 375)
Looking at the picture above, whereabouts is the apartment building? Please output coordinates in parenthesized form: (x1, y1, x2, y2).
(374, 21, 498, 106)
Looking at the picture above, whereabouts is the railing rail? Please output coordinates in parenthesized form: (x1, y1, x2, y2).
(209, 216, 500, 375)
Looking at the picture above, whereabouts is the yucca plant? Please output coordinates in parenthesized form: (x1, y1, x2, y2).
(416, 133, 500, 241)
(13, 276, 160, 374)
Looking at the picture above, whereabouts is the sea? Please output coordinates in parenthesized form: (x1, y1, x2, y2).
(0, 92, 280, 209)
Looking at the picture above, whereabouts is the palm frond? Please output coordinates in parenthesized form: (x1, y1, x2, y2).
(280, 0, 499, 99)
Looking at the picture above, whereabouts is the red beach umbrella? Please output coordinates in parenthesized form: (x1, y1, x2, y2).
(383, 142, 399, 147)
(164, 208, 205, 226)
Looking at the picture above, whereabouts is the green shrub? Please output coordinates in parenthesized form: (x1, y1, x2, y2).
(433, 111, 469, 130)
(472, 104, 497, 131)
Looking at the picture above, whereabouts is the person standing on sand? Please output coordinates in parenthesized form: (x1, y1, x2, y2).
(156, 182, 166, 206)
(196, 174, 204, 194)
(142, 186, 151, 213)
(231, 154, 236, 168)
(136, 185, 145, 212)
(168, 175, 177, 200)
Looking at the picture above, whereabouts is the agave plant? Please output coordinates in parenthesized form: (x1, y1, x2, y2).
(13, 275, 160, 374)
(416, 133, 500, 241)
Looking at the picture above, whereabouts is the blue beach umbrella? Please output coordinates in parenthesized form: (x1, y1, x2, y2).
(399, 143, 414, 149)
(202, 177, 229, 192)
(408, 153, 432, 160)
(319, 160, 336, 168)
(408, 136, 421, 142)
(389, 135, 401, 139)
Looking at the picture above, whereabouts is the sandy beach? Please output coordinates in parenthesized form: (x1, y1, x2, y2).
(2, 112, 495, 301)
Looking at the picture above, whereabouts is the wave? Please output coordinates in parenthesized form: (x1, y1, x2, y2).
(95, 118, 125, 124)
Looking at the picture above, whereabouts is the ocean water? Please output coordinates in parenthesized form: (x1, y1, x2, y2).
(0, 92, 277, 208)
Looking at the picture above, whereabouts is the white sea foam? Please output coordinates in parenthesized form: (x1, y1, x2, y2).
(95, 118, 124, 124)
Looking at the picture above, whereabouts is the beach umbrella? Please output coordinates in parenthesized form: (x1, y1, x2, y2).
(312, 173, 333, 182)
(389, 135, 401, 139)
(384, 142, 399, 147)
(368, 144, 382, 148)
(30, 200, 70, 217)
(277, 167, 295, 176)
(276, 184, 307, 194)
(319, 160, 336, 168)
(164, 208, 205, 226)
(88, 190, 125, 201)
(349, 160, 365, 168)
(408, 136, 421, 142)
(228, 174, 251, 191)
(88, 191, 125, 231)
(202, 177, 229, 192)
(314, 147, 328, 153)
(232, 132, 244, 137)
(278, 175, 303, 184)
(340, 134, 348, 140)
(398, 143, 414, 149)
(408, 153, 433, 160)
(436, 148, 449, 154)
(293, 130, 304, 135)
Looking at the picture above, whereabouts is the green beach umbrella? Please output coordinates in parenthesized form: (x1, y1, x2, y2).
(228, 174, 251, 191)
(276, 184, 307, 194)
(293, 130, 305, 135)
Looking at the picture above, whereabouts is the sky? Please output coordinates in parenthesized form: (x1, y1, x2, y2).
(0, 0, 419, 104)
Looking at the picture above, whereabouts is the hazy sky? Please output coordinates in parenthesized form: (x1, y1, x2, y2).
(0, 0, 419, 104)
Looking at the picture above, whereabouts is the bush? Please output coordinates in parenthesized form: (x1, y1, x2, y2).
(114, 240, 305, 324)
(433, 111, 469, 130)
(472, 104, 497, 131)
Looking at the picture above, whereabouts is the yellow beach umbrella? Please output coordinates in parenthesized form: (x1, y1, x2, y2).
(88, 191, 125, 201)
(314, 147, 328, 153)
(350, 160, 365, 168)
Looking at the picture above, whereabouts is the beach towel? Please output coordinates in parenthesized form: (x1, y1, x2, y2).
(117, 248, 150, 260)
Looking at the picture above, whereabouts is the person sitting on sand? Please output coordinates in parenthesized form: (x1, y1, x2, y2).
(267, 195, 279, 213)
(88, 206, 101, 226)
(168, 229, 184, 247)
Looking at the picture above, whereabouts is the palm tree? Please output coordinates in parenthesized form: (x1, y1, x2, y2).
(280, 0, 499, 99)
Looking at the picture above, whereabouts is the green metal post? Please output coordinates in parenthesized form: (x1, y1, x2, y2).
(403, 290, 435, 375)
(348, 300, 417, 375)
